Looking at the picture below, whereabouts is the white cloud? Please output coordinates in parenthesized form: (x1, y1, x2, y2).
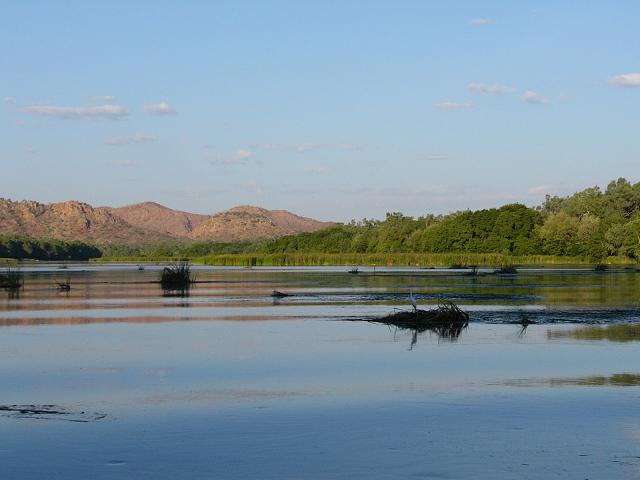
(94, 95, 115, 101)
(468, 83, 513, 95)
(609, 73, 640, 88)
(114, 160, 134, 167)
(470, 18, 492, 25)
(209, 149, 254, 165)
(142, 102, 176, 115)
(104, 134, 157, 146)
(23, 104, 129, 119)
(1, 97, 16, 104)
(437, 100, 472, 109)
(304, 166, 328, 174)
(521, 90, 548, 104)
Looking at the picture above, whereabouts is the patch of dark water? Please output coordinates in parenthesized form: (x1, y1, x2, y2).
(0, 405, 107, 422)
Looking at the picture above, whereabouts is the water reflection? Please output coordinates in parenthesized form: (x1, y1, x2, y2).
(503, 373, 640, 387)
(548, 323, 640, 342)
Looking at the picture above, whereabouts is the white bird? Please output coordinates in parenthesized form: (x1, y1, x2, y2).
(409, 289, 417, 313)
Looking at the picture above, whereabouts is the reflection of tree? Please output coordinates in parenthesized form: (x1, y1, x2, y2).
(557, 373, 640, 387)
(548, 324, 640, 342)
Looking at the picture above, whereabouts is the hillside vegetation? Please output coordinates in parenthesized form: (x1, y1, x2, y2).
(6, 178, 640, 264)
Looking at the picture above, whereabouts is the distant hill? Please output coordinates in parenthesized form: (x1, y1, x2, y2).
(189, 205, 334, 242)
(104, 202, 208, 238)
(0, 199, 170, 245)
(0, 198, 333, 246)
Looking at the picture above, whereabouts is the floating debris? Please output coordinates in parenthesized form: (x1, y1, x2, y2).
(56, 281, 71, 291)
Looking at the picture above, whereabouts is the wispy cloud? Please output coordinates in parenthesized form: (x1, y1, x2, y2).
(468, 83, 513, 95)
(424, 154, 450, 161)
(142, 102, 176, 115)
(470, 18, 493, 25)
(236, 181, 264, 195)
(609, 73, 640, 88)
(304, 166, 328, 174)
(260, 142, 350, 153)
(104, 134, 157, 146)
(23, 104, 129, 119)
(521, 90, 548, 104)
(114, 159, 134, 167)
(1, 97, 16, 105)
(94, 95, 115, 101)
(209, 149, 254, 165)
(437, 100, 472, 109)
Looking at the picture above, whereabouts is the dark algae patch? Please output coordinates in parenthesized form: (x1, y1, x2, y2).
(0, 404, 107, 422)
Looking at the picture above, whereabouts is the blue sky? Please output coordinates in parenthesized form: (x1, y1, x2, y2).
(1, 1, 639, 221)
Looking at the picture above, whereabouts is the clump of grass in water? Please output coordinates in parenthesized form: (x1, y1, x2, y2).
(594, 263, 608, 272)
(160, 262, 194, 289)
(372, 301, 470, 348)
(495, 264, 518, 274)
(0, 266, 24, 290)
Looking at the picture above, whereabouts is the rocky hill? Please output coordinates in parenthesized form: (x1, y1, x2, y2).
(0, 199, 333, 245)
(189, 205, 334, 242)
(0, 199, 170, 245)
(105, 202, 208, 238)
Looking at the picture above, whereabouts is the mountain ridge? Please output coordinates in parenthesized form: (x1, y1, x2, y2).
(0, 198, 333, 245)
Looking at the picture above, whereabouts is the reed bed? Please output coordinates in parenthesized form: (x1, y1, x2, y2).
(0, 266, 23, 290)
(159, 262, 194, 289)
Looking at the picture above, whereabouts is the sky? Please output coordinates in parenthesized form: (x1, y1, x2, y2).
(1, 1, 639, 222)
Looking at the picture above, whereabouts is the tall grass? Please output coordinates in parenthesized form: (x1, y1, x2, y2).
(159, 262, 194, 289)
(0, 266, 24, 290)
(95, 252, 639, 267)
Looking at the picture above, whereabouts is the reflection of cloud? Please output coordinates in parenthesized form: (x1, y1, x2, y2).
(468, 83, 513, 95)
(437, 101, 472, 109)
(609, 73, 640, 88)
(24, 104, 129, 119)
(104, 134, 157, 146)
(142, 102, 176, 115)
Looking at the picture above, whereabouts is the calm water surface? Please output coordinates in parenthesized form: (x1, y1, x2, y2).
(1, 264, 640, 479)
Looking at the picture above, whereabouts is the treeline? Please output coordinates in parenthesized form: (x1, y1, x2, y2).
(251, 177, 640, 261)
(0, 236, 102, 261)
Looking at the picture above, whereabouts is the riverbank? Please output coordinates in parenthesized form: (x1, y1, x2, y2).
(93, 252, 638, 267)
